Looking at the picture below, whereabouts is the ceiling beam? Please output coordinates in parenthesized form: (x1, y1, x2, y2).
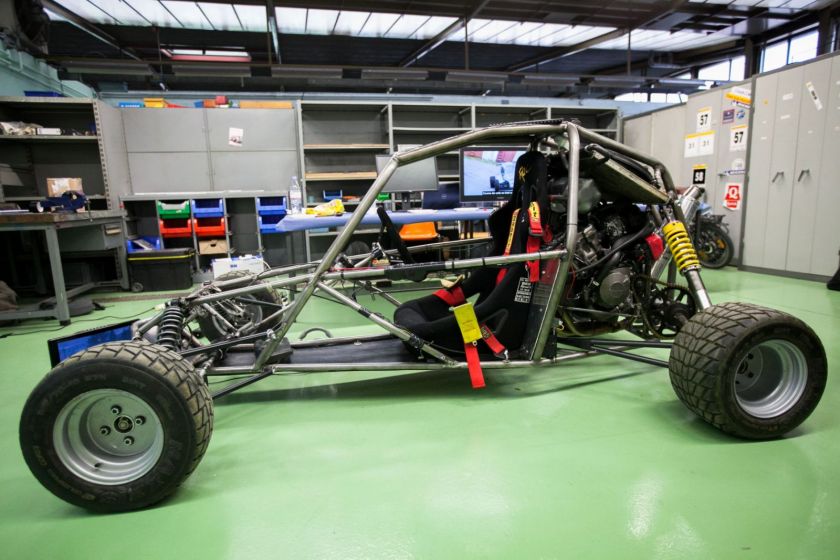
(505, 0, 690, 72)
(398, 0, 490, 67)
(266, 0, 281, 64)
(40, 0, 143, 61)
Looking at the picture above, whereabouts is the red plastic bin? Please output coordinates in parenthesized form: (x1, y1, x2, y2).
(193, 217, 226, 238)
(159, 218, 193, 238)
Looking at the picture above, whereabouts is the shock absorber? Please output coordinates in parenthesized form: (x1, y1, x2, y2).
(156, 302, 186, 350)
(661, 220, 712, 311)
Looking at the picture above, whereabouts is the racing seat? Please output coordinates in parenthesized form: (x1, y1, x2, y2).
(393, 151, 552, 385)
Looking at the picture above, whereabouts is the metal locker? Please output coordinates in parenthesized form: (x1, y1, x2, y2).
(762, 65, 804, 271)
(785, 58, 833, 273)
(680, 90, 722, 191)
(810, 55, 840, 276)
(712, 83, 751, 262)
(742, 73, 778, 268)
(623, 115, 652, 155)
(650, 105, 686, 178)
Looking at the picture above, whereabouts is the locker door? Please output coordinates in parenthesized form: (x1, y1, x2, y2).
(623, 116, 652, 154)
(680, 91, 721, 189)
(762, 66, 804, 270)
(785, 58, 833, 273)
(810, 55, 840, 276)
(742, 74, 778, 268)
(713, 83, 751, 262)
(651, 105, 686, 178)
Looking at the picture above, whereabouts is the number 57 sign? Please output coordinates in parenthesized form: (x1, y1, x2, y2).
(729, 124, 748, 152)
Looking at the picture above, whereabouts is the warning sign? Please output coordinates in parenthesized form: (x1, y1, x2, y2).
(723, 183, 742, 211)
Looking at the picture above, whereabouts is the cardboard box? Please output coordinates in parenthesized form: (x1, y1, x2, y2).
(212, 255, 265, 278)
(198, 239, 229, 255)
(238, 101, 293, 109)
(46, 177, 83, 197)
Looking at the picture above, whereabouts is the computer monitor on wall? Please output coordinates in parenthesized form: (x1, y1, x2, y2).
(459, 147, 527, 202)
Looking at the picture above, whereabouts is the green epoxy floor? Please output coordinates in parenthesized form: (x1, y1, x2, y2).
(1, 268, 839, 559)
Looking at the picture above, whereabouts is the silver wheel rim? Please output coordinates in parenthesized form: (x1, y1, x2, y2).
(53, 389, 164, 485)
(734, 340, 808, 419)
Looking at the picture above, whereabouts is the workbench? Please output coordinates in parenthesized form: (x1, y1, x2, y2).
(0, 210, 128, 324)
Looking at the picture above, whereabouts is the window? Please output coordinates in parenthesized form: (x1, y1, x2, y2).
(761, 29, 819, 72)
(788, 31, 818, 64)
(729, 56, 745, 81)
(698, 60, 730, 82)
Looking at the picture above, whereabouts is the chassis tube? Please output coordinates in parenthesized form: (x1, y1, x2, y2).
(315, 281, 457, 366)
(528, 124, 580, 360)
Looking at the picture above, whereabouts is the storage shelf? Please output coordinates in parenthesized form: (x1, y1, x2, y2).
(392, 127, 472, 133)
(304, 143, 389, 151)
(304, 171, 377, 182)
(0, 135, 99, 142)
(438, 174, 459, 180)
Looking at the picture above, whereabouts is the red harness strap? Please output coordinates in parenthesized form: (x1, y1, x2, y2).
(433, 287, 509, 389)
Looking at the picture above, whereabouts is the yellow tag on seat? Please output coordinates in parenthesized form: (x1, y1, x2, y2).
(453, 302, 482, 344)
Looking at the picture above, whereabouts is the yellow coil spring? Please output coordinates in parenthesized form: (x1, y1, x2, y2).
(662, 221, 700, 272)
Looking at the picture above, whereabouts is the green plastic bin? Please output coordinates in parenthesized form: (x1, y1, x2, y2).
(156, 200, 191, 219)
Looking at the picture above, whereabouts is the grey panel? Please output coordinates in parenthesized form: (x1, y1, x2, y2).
(713, 83, 751, 261)
(680, 89, 722, 190)
(122, 108, 207, 152)
(762, 66, 803, 270)
(622, 115, 652, 155)
(207, 108, 298, 151)
(650, 105, 686, 180)
(210, 151, 298, 191)
(785, 58, 832, 273)
(128, 152, 211, 193)
(96, 101, 130, 205)
(810, 55, 840, 276)
(742, 73, 778, 268)
(302, 106, 388, 145)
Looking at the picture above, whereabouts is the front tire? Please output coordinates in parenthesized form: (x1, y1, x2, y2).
(20, 341, 213, 512)
(668, 302, 826, 439)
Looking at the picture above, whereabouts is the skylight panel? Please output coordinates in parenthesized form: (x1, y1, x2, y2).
(275, 7, 307, 34)
(384, 14, 432, 38)
(196, 3, 241, 31)
(233, 4, 267, 32)
(89, 0, 150, 25)
(52, 0, 118, 25)
(333, 11, 371, 35)
(161, 1, 213, 30)
(304, 9, 340, 35)
(415, 16, 458, 39)
(120, 0, 181, 27)
(359, 12, 401, 36)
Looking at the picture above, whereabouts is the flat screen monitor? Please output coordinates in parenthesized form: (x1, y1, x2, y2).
(375, 154, 439, 193)
(48, 320, 135, 367)
(459, 147, 527, 202)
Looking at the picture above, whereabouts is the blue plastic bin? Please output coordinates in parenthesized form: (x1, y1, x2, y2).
(118, 102, 144, 108)
(256, 196, 287, 216)
(126, 236, 162, 253)
(259, 214, 285, 234)
(191, 199, 224, 218)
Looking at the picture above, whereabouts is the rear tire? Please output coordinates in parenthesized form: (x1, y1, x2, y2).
(197, 271, 283, 341)
(20, 341, 213, 512)
(669, 302, 826, 439)
(696, 222, 733, 268)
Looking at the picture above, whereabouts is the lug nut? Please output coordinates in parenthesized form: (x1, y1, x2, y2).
(111, 405, 121, 415)
(100, 426, 111, 436)
(123, 436, 134, 446)
(135, 416, 145, 426)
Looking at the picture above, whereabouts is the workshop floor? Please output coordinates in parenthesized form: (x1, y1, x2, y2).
(1, 268, 838, 559)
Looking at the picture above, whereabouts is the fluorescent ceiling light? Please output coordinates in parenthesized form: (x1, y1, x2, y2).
(521, 74, 579, 85)
(271, 66, 342, 79)
(446, 71, 507, 83)
(173, 64, 251, 77)
(361, 68, 429, 80)
(63, 61, 153, 75)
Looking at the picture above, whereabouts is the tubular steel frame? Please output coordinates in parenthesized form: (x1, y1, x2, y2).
(137, 120, 711, 398)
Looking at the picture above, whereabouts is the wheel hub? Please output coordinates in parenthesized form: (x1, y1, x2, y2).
(53, 389, 164, 485)
(734, 339, 808, 419)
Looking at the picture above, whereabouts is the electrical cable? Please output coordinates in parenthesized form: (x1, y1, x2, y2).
(0, 305, 158, 339)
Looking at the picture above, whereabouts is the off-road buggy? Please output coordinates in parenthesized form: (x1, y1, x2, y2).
(19, 121, 827, 512)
